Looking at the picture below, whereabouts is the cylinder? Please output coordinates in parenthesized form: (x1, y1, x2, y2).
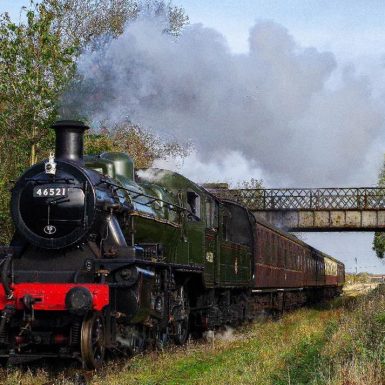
(52, 120, 89, 163)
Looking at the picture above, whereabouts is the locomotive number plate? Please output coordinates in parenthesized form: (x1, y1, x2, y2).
(33, 186, 68, 197)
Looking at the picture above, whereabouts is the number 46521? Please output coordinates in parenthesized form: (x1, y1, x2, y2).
(34, 187, 67, 197)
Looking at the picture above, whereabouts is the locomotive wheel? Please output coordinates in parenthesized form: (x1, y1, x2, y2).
(173, 286, 190, 345)
(80, 312, 106, 369)
(174, 316, 189, 345)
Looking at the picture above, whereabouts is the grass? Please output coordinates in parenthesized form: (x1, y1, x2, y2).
(2, 286, 385, 385)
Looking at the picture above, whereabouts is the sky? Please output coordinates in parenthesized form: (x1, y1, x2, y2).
(171, 0, 385, 273)
(1, 0, 26, 20)
(2, 0, 385, 273)
(173, 0, 385, 274)
(178, 0, 385, 58)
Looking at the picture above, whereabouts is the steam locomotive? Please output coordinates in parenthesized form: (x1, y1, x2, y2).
(0, 121, 344, 368)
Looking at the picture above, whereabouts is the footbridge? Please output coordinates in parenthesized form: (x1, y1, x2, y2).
(207, 186, 385, 231)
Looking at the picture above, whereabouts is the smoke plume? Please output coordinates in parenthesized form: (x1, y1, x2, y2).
(61, 18, 385, 186)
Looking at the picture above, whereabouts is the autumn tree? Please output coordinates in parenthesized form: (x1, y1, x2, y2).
(84, 121, 189, 168)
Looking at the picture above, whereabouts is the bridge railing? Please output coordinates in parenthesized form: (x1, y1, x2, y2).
(209, 187, 385, 211)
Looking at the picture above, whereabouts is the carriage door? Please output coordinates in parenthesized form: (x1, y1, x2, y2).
(204, 197, 218, 285)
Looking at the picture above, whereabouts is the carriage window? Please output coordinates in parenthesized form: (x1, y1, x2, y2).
(187, 191, 201, 219)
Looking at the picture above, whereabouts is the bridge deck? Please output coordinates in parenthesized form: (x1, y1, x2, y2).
(209, 187, 385, 231)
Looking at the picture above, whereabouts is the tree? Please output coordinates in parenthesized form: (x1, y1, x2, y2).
(373, 156, 385, 258)
(46, 0, 188, 50)
(236, 178, 264, 190)
(84, 121, 189, 168)
(138, 1, 189, 36)
(45, 0, 139, 49)
(0, 1, 77, 243)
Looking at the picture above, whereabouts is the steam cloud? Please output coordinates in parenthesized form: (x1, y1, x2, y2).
(62, 18, 385, 186)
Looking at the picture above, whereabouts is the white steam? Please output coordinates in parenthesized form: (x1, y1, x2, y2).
(62, 18, 385, 186)
(152, 151, 267, 186)
(136, 168, 170, 183)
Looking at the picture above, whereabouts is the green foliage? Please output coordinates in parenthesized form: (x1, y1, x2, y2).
(374, 230, 385, 259)
(317, 285, 385, 384)
(0, 1, 77, 244)
(373, 155, 385, 258)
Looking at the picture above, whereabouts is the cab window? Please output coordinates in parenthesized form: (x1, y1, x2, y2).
(187, 190, 201, 220)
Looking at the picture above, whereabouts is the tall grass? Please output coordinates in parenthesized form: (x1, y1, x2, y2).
(317, 285, 385, 385)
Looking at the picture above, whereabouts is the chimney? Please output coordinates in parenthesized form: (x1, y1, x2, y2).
(51, 120, 89, 163)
